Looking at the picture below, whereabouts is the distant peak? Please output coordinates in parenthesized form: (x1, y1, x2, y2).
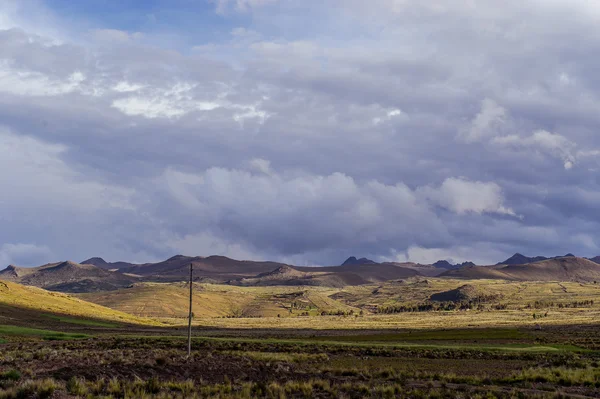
(167, 255, 188, 261)
(81, 257, 107, 265)
(564, 253, 575, 257)
(342, 256, 376, 266)
(433, 260, 476, 270)
(55, 260, 82, 268)
(433, 260, 453, 268)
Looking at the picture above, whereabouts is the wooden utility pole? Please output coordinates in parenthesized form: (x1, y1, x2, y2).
(187, 263, 193, 358)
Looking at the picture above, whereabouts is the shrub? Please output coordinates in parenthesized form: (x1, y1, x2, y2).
(66, 377, 88, 396)
(0, 370, 21, 382)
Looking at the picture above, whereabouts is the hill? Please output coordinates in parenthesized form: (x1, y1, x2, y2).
(79, 282, 358, 318)
(229, 265, 379, 288)
(118, 255, 290, 281)
(231, 266, 319, 287)
(432, 260, 476, 270)
(341, 256, 377, 266)
(0, 261, 136, 292)
(442, 256, 600, 282)
(80, 257, 140, 271)
(293, 263, 421, 284)
(0, 280, 154, 326)
(497, 253, 576, 266)
(429, 284, 502, 303)
(589, 256, 600, 264)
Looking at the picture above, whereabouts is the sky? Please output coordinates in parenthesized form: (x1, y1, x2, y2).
(1, 0, 600, 267)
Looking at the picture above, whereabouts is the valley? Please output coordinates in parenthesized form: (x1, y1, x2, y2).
(2, 253, 600, 398)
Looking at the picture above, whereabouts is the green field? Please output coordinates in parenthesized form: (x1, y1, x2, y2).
(0, 325, 89, 340)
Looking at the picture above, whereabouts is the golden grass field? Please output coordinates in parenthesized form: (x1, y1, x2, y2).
(74, 277, 600, 330)
(0, 280, 160, 326)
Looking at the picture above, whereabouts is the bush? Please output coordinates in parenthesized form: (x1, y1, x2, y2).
(0, 370, 21, 382)
(66, 377, 88, 396)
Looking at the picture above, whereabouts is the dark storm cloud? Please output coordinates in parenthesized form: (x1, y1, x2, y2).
(1, 0, 600, 266)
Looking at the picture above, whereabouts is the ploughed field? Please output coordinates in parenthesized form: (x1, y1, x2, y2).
(2, 327, 600, 398)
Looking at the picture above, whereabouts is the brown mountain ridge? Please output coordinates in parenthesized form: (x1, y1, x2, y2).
(441, 256, 600, 282)
(0, 261, 137, 293)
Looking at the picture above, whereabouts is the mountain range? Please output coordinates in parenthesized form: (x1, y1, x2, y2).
(2, 252, 600, 293)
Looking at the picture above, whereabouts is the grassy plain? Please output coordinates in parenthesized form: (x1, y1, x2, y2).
(2, 277, 600, 397)
(77, 278, 600, 330)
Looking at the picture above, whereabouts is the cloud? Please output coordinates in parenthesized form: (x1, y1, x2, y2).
(0, 243, 54, 267)
(493, 130, 577, 170)
(2, 0, 600, 267)
(214, 0, 279, 14)
(459, 99, 507, 143)
(150, 163, 453, 258)
(91, 29, 144, 44)
(387, 244, 511, 266)
(0, 128, 134, 212)
(0, 61, 85, 96)
(418, 178, 518, 217)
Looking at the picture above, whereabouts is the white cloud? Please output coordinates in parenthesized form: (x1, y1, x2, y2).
(418, 177, 517, 216)
(0, 61, 85, 96)
(0, 128, 134, 212)
(373, 108, 406, 125)
(493, 130, 577, 170)
(153, 162, 449, 255)
(249, 158, 272, 175)
(112, 81, 145, 93)
(459, 98, 507, 143)
(111, 83, 222, 119)
(387, 243, 510, 266)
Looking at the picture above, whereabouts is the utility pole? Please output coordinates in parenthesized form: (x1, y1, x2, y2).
(187, 263, 193, 358)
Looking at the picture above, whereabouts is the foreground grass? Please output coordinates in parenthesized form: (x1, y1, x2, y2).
(0, 325, 89, 341)
(42, 314, 118, 328)
(2, 334, 600, 398)
(122, 334, 588, 354)
(307, 328, 530, 342)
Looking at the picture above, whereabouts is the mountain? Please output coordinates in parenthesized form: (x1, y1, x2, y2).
(294, 263, 420, 284)
(433, 260, 454, 269)
(0, 261, 137, 293)
(342, 256, 377, 266)
(589, 256, 600, 264)
(497, 253, 576, 266)
(231, 266, 326, 287)
(433, 260, 476, 270)
(80, 257, 139, 271)
(119, 255, 291, 281)
(2, 255, 424, 292)
(442, 256, 600, 282)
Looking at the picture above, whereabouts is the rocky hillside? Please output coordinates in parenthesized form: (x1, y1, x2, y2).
(442, 256, 600, 282)
(0, 261, 136, 293)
